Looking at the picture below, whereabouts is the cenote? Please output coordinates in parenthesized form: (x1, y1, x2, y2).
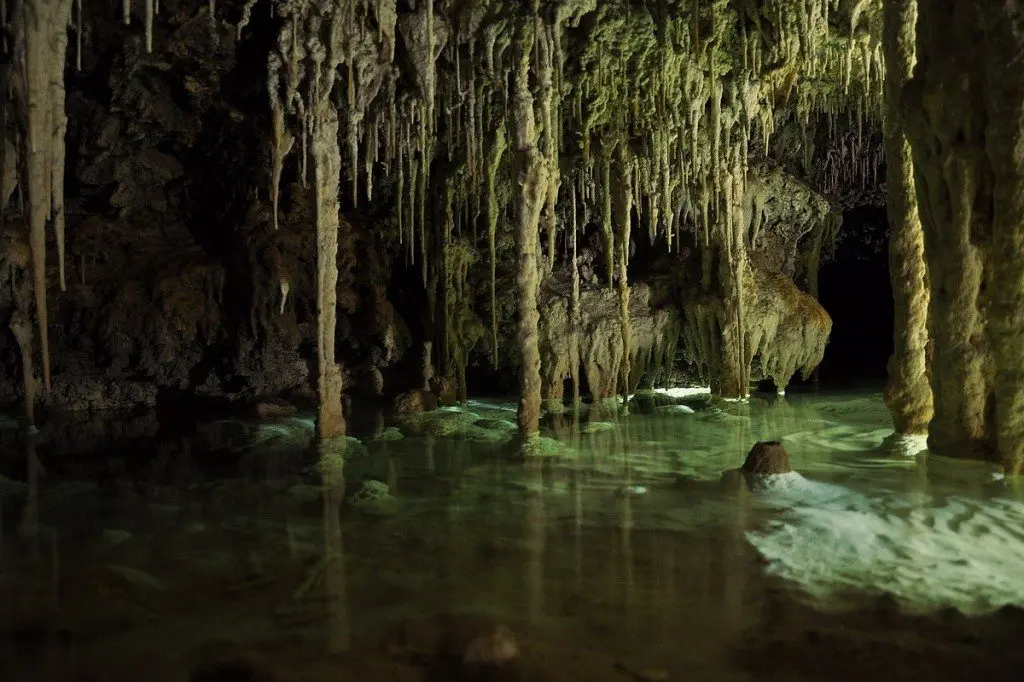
(3, 0, 1024, 680)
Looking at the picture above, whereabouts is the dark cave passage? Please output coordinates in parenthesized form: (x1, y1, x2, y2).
(817, 205, 894, 385)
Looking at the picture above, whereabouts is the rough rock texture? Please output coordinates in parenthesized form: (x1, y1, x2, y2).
(682, 263, 831, 396)
(904, 1, 1024, 471)
(741, 441, 793, 475)
(539, 282, 679, 403)
(882, 0, 933, 437)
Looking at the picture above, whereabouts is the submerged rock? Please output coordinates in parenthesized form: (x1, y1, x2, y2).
(373, 426, 405, 441)
(742, 441, 792, 475)
(394, 389, 438, 413)
(252, 401, 298, 420)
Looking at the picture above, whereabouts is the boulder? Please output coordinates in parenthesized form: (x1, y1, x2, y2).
(741, 441, 792, 475)
(394, 389, 438, 413)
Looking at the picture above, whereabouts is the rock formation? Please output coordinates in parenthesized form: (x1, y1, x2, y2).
(903, 1, 1024, 473)
(882, 0, 932, 437)
(0, 0, 1016, 471)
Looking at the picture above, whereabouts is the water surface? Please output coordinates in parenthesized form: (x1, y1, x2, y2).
(2, 387, 1023, 680)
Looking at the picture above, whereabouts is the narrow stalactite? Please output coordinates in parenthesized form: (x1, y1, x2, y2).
(614, 144, 633, 406)
(511, 16, 548, 439)
(485, 125, 507, 368)
(570, 181, 581, 407)
(15, 0, 75, 393)
(882, 0, 932, 437)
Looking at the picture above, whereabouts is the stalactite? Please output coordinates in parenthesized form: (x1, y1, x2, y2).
(485, 125, 507, 369)
(570, 181, 580, 407)
(614, 144, 633, 405)
(15, 0, 74, 393)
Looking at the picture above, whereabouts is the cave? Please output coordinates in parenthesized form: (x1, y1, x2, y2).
(3, 1, 1024, 680)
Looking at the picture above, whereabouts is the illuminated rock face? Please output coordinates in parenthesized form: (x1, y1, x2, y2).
(7, 0, 1016, 472)
(538, 283, 679, 403)
(882, 0, 933, 437)
(904, 2, 1024, 472)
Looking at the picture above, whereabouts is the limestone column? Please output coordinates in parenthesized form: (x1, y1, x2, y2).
(882, 0, 933, 436)
(979, 4, 1024, 475)
(905, 1, 1024, 472)
(511, 16, 548, 438)
(313, 106, 346, 440)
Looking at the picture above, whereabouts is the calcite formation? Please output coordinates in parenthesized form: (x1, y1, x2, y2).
(2, 0, 1020, 474)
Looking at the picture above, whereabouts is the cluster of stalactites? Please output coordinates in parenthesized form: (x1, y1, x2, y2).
(6, 0, 76, 395)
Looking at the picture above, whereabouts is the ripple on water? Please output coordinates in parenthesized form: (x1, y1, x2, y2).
(747, 492, 1024, 614)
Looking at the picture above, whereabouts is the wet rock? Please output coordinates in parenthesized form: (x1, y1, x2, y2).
(431, 376, 459, 406)
(350, 479, 397, 516)
(582, 421, 616, 434)
(741, 441, 792, 475)
(252, 401, 298, 420)
(352, 479, 391, 504)
(373, 426, 405, 441)
(394, 389, 438, 414)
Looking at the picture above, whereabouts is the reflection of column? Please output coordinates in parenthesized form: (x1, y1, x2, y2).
(620, 490, 634, 626)
(425, 436, 436, 474)
(525, 458, 546, 626)
(320, 441, 350, 653)
(19, 436, 41, 539)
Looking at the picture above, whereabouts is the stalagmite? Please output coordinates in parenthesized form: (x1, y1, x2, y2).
(882, 0, 932, 437)
(511, 17, 548, 439)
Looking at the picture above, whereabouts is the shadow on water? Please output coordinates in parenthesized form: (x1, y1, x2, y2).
(2, 387, 1024, 681)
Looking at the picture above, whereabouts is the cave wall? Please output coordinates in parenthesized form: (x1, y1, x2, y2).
(0, 0, 887, 427)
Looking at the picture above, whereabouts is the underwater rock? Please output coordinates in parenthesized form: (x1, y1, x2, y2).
(582, 421, 617, 434)
(394, 389, 438, 413)
(252, 401, 298, 420)
(372, 426, 405, 441)
(742, 441, 792, 475)
(350, 480, 397, 515)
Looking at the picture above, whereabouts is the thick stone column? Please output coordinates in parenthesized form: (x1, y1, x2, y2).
(313, 107, 346, 440)
(511, 17, 548, 437)
(905, 1, 1024, 471)
(979, 5, 1024, 475)
(882, 0, 933, 436)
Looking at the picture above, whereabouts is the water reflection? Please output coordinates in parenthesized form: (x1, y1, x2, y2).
(0, 388, 1023, 680)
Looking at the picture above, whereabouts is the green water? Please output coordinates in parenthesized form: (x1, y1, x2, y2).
(2, 387, 1023, 680)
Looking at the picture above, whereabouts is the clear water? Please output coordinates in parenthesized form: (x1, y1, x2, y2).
(2, 386, 1023, 681)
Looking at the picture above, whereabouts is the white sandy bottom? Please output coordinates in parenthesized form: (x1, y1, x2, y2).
(747, 490, 1024, 614)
